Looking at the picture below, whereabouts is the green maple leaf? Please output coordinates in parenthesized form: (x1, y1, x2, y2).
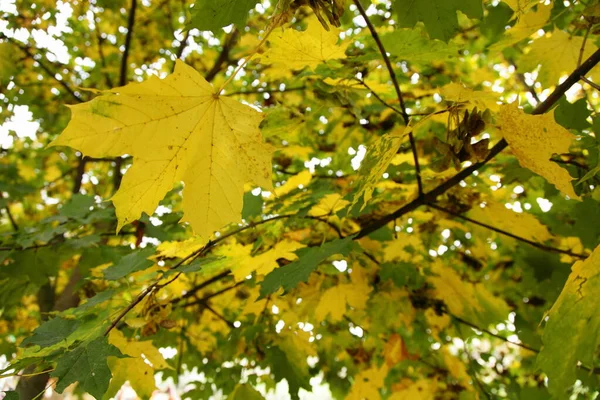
(103, 247, 154, 280)
(21, 317, 80, 348)
(51, 337, 125, 400)
(188, 0, 259, 33)
(265, 346, 310, 400)
(259, 238, 355, 297)
(393, 0, 483, 41)
(537, 245, 600, 397)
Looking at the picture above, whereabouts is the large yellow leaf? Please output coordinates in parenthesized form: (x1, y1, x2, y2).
(497, 104, 579, 199)
(261, 17, 348, 71)
(51, 61, 274, 237)
(519, 30, 600, 86)
(469, 200, 553, 243)
(428, 260, 510, 327)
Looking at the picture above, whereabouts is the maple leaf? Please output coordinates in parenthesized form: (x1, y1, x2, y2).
(51, 61, 274, 237)
(519, 30, 600, 87)
(537, 244, 600, 396)
(428, 260, 510, 327)
(392, 0, 483, 41)
(346, 364, 388, 400)
(381, 28, 459, 63)
(497, 104, 580, 200)
(259, 238, 355, 297)
(260, 16, 349, 71)
(51, 337, 125, 400)
(489, 3, 551, 51)
(469, 200, 553, 243)
(188, 0, 259, 33)
(351, 129, 405, 210)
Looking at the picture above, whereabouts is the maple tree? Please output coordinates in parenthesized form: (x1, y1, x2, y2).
(1, 0, 600, 399)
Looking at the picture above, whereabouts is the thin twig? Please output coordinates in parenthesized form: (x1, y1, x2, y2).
(449, 313, 539, 353)
(352, 0, 423, 196)
(578, 22, 593, 67)
(581, 75, 600, 91)
(355, 77, 404, 115)
(203, 302, 235, 328)
(1, 35, 83, 102)
(427, 202, 588, 260)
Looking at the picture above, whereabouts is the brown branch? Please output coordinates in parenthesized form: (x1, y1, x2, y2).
(355, 77, 404, 115)
(203, 302, 235, 328)
(72, 156, 87, 194)
(352, 0, 423, 196)
(205, 29, 240, 83)
(180, 281, 244, 308)
(92, 10, 114, 88)
(171, 270, 232, 305)
(581, 75, 600, 91)
(1, 192, 18, 231)
(427, 202, 588, 259)
(119, 0, 137, 87)
(356, 48, 600, 239)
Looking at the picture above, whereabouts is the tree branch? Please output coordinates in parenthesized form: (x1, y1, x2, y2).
(1, 35, 83, 103)
(356, 48, 600, 239)
(205, 29, 240, 83)
(427, 202, 588, 259)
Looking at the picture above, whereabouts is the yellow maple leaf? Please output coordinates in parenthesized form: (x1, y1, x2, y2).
(519, 29, 600, 86)
(503, 0, 537, 14)
(261, 17, 349, 71)
(469, 200, 553, 243)
(428, 260, 510, 328)
(274, 170, 312, 197)
(154, 236, 206, 259)
(309, 193, 350, 217)
(50, 61, 274, 237)
(438, 82, 500, 111)
(389, 378, 437, 400)
(497, 104, 579, 199)
(490, 3, 551, 51)
(314, 282, 370, 322)
(105, 357, 155, 400)
(233, 239, 305, 281)
(109, 329, 169, 369)
(346, 364, 388, 400)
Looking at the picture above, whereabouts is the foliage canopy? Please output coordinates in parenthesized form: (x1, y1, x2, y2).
(0, 0, 600, 399)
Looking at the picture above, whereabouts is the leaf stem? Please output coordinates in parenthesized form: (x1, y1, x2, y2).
(217, 25, 274, 95)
